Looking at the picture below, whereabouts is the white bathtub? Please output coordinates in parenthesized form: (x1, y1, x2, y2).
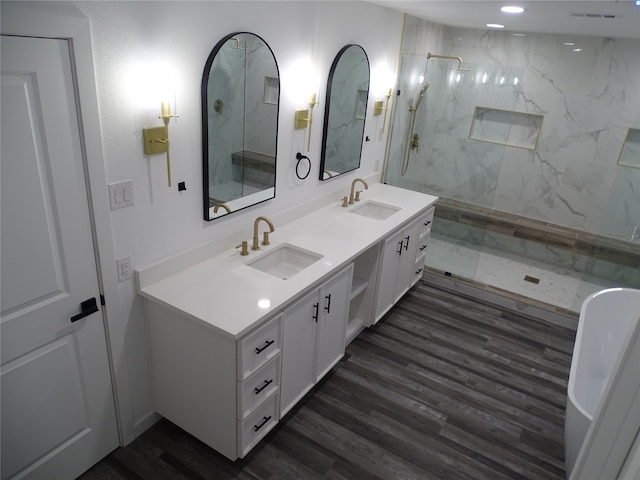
(565, 288, 640, 477)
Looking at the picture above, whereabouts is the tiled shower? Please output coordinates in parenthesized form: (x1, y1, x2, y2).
(384, 16, 640, 313)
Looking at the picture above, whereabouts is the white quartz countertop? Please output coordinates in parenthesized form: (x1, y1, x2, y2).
(138, 183, 438, 339)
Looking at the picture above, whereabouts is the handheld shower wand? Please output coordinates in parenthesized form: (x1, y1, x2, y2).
(401, 83, 429, 176)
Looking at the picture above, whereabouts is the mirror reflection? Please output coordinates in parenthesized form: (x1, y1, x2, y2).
(320, 45, 370, 181)
(202, 32, 279, 220)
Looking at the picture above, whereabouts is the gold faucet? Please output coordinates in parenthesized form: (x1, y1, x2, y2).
(252, 216, 275, 250)
(349, 178, 368, 204)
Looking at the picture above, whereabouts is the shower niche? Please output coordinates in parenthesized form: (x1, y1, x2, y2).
(469, 106, 543, 151)
(617, 128, 640, 169)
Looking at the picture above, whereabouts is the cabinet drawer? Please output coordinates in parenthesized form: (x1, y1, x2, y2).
(419, 207, 435, 238)
(238, 355, 280, 420)
(416, 235, 429, 258)
(412, 255, 425, 285)
(237, 393, 279, 458)
(238, 313, 282, 381)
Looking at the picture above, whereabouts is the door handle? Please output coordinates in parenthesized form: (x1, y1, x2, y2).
(70, 297, 99, 323)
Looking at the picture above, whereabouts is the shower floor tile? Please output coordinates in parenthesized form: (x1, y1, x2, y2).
(427, 235, 611, 313)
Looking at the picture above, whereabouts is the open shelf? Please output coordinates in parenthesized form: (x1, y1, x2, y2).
(350, 277, 368, 300)
(346, 317, 366, 344)
(346, 244, 381, 345)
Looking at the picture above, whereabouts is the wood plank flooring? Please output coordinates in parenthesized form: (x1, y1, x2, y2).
(79, 279, 576, 480)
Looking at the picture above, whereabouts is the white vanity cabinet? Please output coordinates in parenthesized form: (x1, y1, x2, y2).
(412, 206, 435, 287)
(146, 302, 282, 460)
(137, 182, 439, 461)
(373, 214, 423, 324)
(280, 265, 353, 416)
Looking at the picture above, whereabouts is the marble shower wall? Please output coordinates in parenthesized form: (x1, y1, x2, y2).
(386, 16, 640, 242)
(207, 36, 277, 194)
(207, 40, 245, 191)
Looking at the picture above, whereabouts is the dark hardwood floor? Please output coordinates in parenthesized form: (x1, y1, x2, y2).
(80, 279, 576, 480)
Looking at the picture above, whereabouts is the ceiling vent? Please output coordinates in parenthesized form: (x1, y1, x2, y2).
(570, 12, 620, 19)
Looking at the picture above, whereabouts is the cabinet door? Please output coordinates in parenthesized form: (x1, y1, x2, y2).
(393, 217, 421, 303)
(315, 266, 353, 381)
(280, 288, 318, 416)
(374, 229, 404, 322)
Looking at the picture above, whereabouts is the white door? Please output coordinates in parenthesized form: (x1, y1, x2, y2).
(1, 35, 118, 480)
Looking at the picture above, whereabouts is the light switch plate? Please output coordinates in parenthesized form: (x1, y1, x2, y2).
(109, 180, 134, 210)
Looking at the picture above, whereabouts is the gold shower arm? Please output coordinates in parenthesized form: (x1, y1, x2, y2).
(427, 52, 463, 70)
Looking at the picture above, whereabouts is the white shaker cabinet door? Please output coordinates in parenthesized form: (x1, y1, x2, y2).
(315, 265, 352, 381)
(280, 288, 319, 416)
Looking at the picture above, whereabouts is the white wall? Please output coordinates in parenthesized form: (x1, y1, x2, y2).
(70, 0, 403, 442)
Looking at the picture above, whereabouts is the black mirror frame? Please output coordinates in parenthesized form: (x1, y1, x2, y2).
(319, 44, 370, 181)
(201, 32, 280, 221)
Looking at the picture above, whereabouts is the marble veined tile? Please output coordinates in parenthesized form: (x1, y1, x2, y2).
(426, 234, 482, 279)
(474, 245, 582, 311)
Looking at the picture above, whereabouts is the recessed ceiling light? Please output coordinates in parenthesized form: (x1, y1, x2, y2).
(573, 48, 583, 52)
(486, 23, 505, 29)
(564, 42, 575, 46)
(501, 6, 525, 14)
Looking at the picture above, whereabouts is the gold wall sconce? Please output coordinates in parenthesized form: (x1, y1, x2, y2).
(294, 93, 318, 152)
(143, 102, 178, 187)
(374, 88, 393, 132)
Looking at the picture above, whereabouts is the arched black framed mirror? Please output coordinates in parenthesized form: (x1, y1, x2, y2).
(202, 32, 280, 220)
(319, 44, 370, 181)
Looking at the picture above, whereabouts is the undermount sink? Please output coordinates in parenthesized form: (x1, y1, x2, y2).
(350, 200, 400, 220)
(247, 244, 323, 280)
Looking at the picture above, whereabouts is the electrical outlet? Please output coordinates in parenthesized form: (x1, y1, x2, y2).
(116, 256, 133, 282)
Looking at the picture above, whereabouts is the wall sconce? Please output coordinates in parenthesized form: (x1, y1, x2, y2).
(374, 88, 393, 132)
(143, 102, 178, 187)
(294, 93, 318, 152)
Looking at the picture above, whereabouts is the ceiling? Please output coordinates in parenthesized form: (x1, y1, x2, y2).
(363, 1, 640, 39)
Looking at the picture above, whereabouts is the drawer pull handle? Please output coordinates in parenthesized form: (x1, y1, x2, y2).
(420, 244, 427, 251)
(424, 220, 432, 226)
(255, 340, 275, 354)
(404, 235, 410, 251)
(253, 415, 271, 432)
(397, 240, 403, 255)
(324, 294, 332, 314)
(415, 267, 423, 275)
(254, 379, 273, 395)
(312, 302, 319, 322)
